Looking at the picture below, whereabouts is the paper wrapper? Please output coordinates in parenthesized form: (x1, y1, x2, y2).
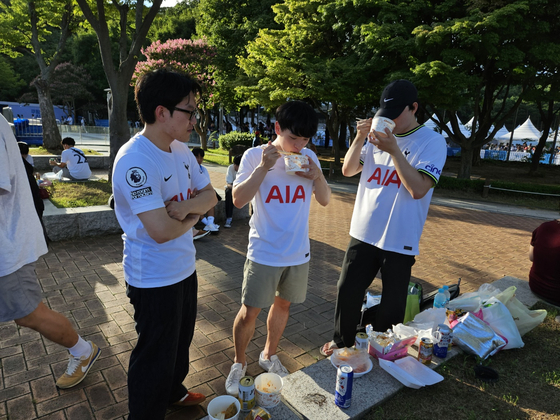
(283, 153, 309, 175)
(452, 312, 506, 359)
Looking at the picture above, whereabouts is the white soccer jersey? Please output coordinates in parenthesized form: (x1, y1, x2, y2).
(349, 125, 447, 255)
(234, 146, 320, 267)
(61, 147, 91, 179)
(112, 134, 210, 288)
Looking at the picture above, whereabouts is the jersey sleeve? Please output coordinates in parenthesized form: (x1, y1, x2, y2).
(113, 152, 165, 216)
(0, 137, 13, 193)
(415, 134, 447, 185)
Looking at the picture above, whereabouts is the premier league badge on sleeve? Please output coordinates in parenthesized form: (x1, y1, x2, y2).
(126, 167, 148, 188)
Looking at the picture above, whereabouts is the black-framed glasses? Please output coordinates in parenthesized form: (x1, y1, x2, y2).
(172, 106, 200, 121)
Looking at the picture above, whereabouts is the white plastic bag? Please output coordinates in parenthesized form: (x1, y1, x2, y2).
(481, 297, 524, 350)
(393, 323, 432, 347)
(411, 308, 447, 330)
(447, 283, 503, 313)
(495, 286, 547, 336)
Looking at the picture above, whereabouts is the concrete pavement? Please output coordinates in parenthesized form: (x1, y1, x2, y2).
(1, 164, 556, 419)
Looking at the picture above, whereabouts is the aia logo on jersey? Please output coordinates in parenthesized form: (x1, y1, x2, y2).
(169, 189, 193, 202)
(265, 185, 306, 203)
(367, 167, 401, 188)
(126, 167, 147, 187)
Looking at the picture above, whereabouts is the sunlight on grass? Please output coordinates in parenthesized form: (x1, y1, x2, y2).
(49, 180, 112, 208)
(30, 146, 101, 155)
(544, 371, 560, 386)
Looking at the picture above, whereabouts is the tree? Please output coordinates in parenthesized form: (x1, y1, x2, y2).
(406, 0, 540, 178)
(149, 1, 197, 43)
(237, 0, 377, 164)
(196, 0, 279, 119)
(0, 0, 74, 149)
(134, 38, 218, 149)
(75, 0, 163, 174)
(0, 56, 26, 100)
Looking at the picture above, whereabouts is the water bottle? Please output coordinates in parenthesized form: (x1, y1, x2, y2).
(433, 288, 447, 309)
(442, 285, 450, 305)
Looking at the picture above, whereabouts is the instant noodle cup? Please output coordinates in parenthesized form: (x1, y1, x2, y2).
(254, 372, 283, 408)
(207, 395, 240, 420)
(370, 117, 396, 137)
(283, 152, 309, 175)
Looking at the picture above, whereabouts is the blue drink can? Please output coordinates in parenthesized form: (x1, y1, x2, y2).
(433, 324, 452, 359)
(335, 365, 353, 409)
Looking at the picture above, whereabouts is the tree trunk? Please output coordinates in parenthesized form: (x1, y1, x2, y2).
(472, 146, 482, 166)
(458, 147, 473, 179)
(35, 82, 62, 150)
(108, 81, 133, 181)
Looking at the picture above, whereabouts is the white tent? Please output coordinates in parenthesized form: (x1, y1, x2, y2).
(444, 117, 471, 138)
(423, 114, 441, 131)
(497, 117, 542, 144)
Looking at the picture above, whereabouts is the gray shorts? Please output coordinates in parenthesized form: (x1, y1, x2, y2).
(0, 263, 42, 322)
(241, 260, 310, 308)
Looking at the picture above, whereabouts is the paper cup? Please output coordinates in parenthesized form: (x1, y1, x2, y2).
(254, 372, 283, 408)
(283, 153, 309, 175)
(370, 117, 395, 136)
(207, 395, 240, 420)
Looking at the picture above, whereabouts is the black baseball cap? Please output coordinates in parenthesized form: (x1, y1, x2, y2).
(375, 80, 418, 120)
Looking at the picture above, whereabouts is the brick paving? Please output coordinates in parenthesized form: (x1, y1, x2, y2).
(0, 170, 548, 419)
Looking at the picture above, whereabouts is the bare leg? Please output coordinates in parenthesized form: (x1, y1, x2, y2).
(233, 304, 261, 365)
(262, 296, 291, 359)
(15, 302, 78, 348)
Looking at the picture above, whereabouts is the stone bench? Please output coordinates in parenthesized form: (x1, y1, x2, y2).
(43, 187, 250, 242)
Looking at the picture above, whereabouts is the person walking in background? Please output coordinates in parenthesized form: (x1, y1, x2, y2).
(225, 101, 331, 396)
(321, 80, 447, 356)
(112, 69, 217, 419)
(49, 137, 91, 181)
(1, 115, 100, 390)
(528, 219, 560, 307)
(224, 154, 242, 228)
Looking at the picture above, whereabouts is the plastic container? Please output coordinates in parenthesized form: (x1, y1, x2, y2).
(207, 395, 240, 420)
(254, 373, 283, 408)
(442, 285, 450, 305)
(378, 356, 444, 389)
(370, 117, 396, 136)
(283, 153, 309, 175)
(433, 288, 447, 309)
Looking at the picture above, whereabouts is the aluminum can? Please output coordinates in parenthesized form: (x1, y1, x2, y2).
(433, 324, 453, 359)
(418, 337, 433, 365)
(335, 365, 353, 409)
(238, 376, 255, 410)
(355, 332, 369, 351)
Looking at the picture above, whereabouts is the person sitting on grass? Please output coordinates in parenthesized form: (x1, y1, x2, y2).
(50, 137, 91, 181)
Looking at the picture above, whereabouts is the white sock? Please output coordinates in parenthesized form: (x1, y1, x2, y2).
(201, 217, 209, 225)
(207, 216, 215, 225)
(68, 337, 92, 358)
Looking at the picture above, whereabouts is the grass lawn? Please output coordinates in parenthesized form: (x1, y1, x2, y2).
(47, 180, 112, 208)
(30, 146, 102, 155)
(365, 302, 560, 420)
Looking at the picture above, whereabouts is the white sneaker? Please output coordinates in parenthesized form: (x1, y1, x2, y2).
(258, 352, 289, 377)
(203, 222, 220, 232)
(224, 218, 232, 228)
(193, 230, 211, 240)
(225, 362, 247, 396)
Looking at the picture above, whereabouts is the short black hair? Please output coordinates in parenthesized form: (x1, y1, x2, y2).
(191, 147, 204, 158)
(62, 137, 75, 146)
(17, 141, 29, 155)
(275, 101, 318, 139)
(233, 154, 242, 166)
(135, 69, 201, 125)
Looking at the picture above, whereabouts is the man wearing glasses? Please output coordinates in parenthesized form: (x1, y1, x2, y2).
(112, 69, 217, 419)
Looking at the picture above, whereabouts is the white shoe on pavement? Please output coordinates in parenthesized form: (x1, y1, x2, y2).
(203, 222, 220, 232)
(225, 362, 247, 396)
(193, 230, 211, 240)
(258, 352, 289, 377)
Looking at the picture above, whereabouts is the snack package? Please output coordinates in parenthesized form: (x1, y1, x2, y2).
(331, 347, 371, 373)
(243, 406, 271, 420)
